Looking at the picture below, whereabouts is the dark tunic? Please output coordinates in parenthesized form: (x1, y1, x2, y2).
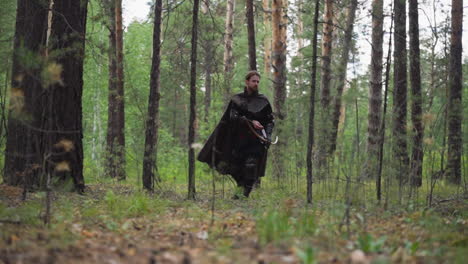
(197, 90, 274, 185)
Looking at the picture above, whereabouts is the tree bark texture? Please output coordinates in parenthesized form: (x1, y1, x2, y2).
(409, 0, 423, 187)
(223, 0, 235, 103)
(446, 0, 463, 185)
(246, 0, 257, 71)
(142, 0, 163, 191)
(4, 0, 49, 186)
(115, 0, 126, 180)
(392, 0, 409, 182)
(272, 0, 287, 180)
(263, 0, 272, 77)
(377, 15, 393, 202)
(319, 0, 333, 113)
(329, 0, 358, 155)
(203, 14, 213, 123)
(188, 0, 200, 199)
(106, 0, 117, 179)
(317, 0, 334, 174)
(307, 0, 320, 204)
(106, 0, 126, 180)
(366, 0, 384, 180)
(45, 0, 88, 191)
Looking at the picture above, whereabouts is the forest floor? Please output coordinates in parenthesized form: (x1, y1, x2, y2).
(0, 182, 467, 264)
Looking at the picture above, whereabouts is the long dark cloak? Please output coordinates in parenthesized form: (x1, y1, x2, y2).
(197, 92, 273, 185)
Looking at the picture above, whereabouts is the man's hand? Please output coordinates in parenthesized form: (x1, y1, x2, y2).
(252, 120, 264, 130)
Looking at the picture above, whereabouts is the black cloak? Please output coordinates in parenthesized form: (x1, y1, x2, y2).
(197, 91, 274, 185)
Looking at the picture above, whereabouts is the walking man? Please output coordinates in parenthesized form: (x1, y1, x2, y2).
(198, 71, 274, 198)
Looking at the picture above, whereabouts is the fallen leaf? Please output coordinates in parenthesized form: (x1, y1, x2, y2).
(81, 230, 95, 238)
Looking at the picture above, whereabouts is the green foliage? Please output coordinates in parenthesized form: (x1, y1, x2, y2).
(357, 233, 387, 253)
(295, 245, 317, 264)
(256, 209, 291, 245)
(103, 190, 167, 219)
(256, 207, 317, 245)
(0, 200, 42, 226)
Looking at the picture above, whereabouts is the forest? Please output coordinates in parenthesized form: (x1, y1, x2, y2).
(0, 0, 466, 263)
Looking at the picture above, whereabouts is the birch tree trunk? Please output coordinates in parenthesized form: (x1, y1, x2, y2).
(223, 0, 235, 103)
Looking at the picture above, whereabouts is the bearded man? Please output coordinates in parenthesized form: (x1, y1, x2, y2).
(198, 71, 275, 198)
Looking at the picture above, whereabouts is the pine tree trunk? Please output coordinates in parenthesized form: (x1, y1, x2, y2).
(366, 0, 384, 180)
(188, 0, 200, 199)
(142, 0, 163, 191)
(317, 0, 333, 174)
(263, 0, 271, 77)
(46, 0, 88, 192)
(106, 0, 125, 180)
(106, 0, 117, 179)
(319, 0, 333, 113)
(392, 0, 409, 183)
(246, 0, 257, 71)
(114, 0, 125, 180)
(409, 0, 423, 187)
(223, 0, 235, 103)
(272, 0, 287, 180)
(307, 0, 320, 204)
(446, 0, 463, 185)
(4, 0, 48, 186)
(329, 0, 358, 155)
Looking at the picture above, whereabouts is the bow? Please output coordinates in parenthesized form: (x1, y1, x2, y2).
(245, 119, 278, 145)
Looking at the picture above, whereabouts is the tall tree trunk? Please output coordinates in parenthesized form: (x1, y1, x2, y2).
(106, 0, 125, 180)
(392, 0, 409, 183)
(114, 0, 125, 180)
(377, 13, 393, 202)
(446, 0, 463, 185)
(319, 0, 333, 114)
(204, 44, 213, 122)
(106, 0, 117, 179)
(329, 0, 358, 155)
(188, 0, 200, 199)
(142, 0, 163, 191)
(409, 0, 423, 187)
(272, 0, 287, 180)
(203, 31, 213, 122)
(307, 0, 320, 204)
(246, 0, 257, 71)
(46, 0, 88, 192)
(263, 0, 272, 78)
(223, 0, 235, 103)
(366, 0, 384, 180)
(4, 0, 48, 186)
(317, 0, 333, 174)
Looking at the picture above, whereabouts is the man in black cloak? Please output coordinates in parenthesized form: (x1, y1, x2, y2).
(198, 71, 274, 198)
